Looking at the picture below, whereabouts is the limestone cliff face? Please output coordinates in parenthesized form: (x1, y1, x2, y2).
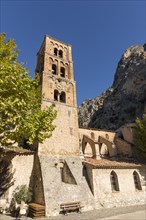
(78, 44, 146, 130)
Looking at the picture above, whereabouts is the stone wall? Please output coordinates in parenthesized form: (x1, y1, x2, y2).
(121, 123, 136, 144)
(37, 155, 94, 216)
(41, 73, 77, 106)
(79, 128, 115, 143)
(39, 101, 79, 156)
(92, 167, 146, 208)
(8, 155, 34, 202)
(139, 165, 146, 189)
(38, 35, 77, 107)
(115, 138, 133, 157)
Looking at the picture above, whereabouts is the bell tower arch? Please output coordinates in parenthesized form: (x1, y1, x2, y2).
(35, 35, 79, 156)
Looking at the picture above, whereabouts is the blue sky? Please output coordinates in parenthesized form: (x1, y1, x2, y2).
(1, 0, 146, 105)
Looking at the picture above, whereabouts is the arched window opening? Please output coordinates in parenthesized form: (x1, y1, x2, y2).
(133, 171, 142, 190)
(60, 91, 66, 103)
(100, 143, 109, 158)
(84, 142, 93, 158)
(54, 90, 59, 101)
(52, 64, 57, 75)
(110, 171, 120, 192)
(54, 48, 58, 56)
(59, 50, 63, 58)
(60, 67, 65, 78)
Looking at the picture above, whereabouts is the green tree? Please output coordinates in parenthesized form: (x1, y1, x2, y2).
(0, 33, 57, 147)
(135, 111, 146, 158)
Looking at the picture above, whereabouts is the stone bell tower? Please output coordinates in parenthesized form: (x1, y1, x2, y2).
(33, 36, 93, 217)
(35, 35, 79, 156)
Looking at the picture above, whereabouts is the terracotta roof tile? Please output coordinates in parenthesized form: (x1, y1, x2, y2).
(83, 157, 142, 169)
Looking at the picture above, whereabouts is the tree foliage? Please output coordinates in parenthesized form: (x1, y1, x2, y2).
(135, 110, 146, 158)
(0, 33, 57, 147)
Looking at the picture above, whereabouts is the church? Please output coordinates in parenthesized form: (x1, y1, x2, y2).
(0, 35, 145, 217)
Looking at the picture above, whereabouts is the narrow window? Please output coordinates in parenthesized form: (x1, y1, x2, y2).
(110, 171, 119, 192)
(59, 50, 63, 58)
(54, 90, 59, 101)
(60, 91, 66, 103)
(52, 64, 57, 75)
(60, 67, 65, 78)
(54, 48, 58, 56)
(133, 171, 142, 190)
(60, 165, 63, 182)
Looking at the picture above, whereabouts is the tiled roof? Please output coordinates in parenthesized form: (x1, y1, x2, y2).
(83, 157, 142, 169)
(0, 146, 34, 155)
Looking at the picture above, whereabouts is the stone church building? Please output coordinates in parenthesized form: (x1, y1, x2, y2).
(0, 35, 146, 217)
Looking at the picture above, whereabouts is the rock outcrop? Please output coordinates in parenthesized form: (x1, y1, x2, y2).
(78, 44, 146, 130)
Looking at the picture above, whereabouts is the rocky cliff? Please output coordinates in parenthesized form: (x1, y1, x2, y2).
(78, 44, 146, 130)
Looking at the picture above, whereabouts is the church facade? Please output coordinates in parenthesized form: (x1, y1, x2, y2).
(0, 35, 146, 217)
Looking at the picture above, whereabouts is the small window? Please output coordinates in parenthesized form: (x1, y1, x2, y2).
(54, 48, 58, 56)
(59, 50, 63, 58)
(133, 171, 142, 190)
(54, 90, 59, 101)
(60, 91, 66, 103)
(60, 67, 65, 78)
(91, 132, 95, 140)
(110, 171, 120, 192)
(105, 134, 109, 139)
(52, 64, 57, 75)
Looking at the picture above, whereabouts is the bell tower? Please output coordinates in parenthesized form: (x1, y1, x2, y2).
(36, 35, 79, 156)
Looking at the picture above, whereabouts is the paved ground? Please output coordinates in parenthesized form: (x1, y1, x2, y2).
(0, 204, 146, 220)
(102, 210, 145, 220)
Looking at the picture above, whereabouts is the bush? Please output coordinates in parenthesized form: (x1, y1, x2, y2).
(13, 185, 32, 204)
(135, 111, 146, 158)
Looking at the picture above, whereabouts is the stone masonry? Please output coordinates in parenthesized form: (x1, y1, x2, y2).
(33, 36, 146, 216)
(0, 36, 145, 218)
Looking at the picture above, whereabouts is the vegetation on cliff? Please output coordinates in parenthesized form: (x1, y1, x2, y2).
(135, 110, 146, 158)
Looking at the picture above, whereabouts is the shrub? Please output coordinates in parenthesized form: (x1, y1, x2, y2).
(13, 185, 32, 204)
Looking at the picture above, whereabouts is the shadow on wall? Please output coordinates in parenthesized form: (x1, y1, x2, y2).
(138, 166, 146, 188)
(0, 160, 15, 197)
(60, 161, 77, 185)
(82, 166, 94, 195)
(30, 153, 45, 206)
